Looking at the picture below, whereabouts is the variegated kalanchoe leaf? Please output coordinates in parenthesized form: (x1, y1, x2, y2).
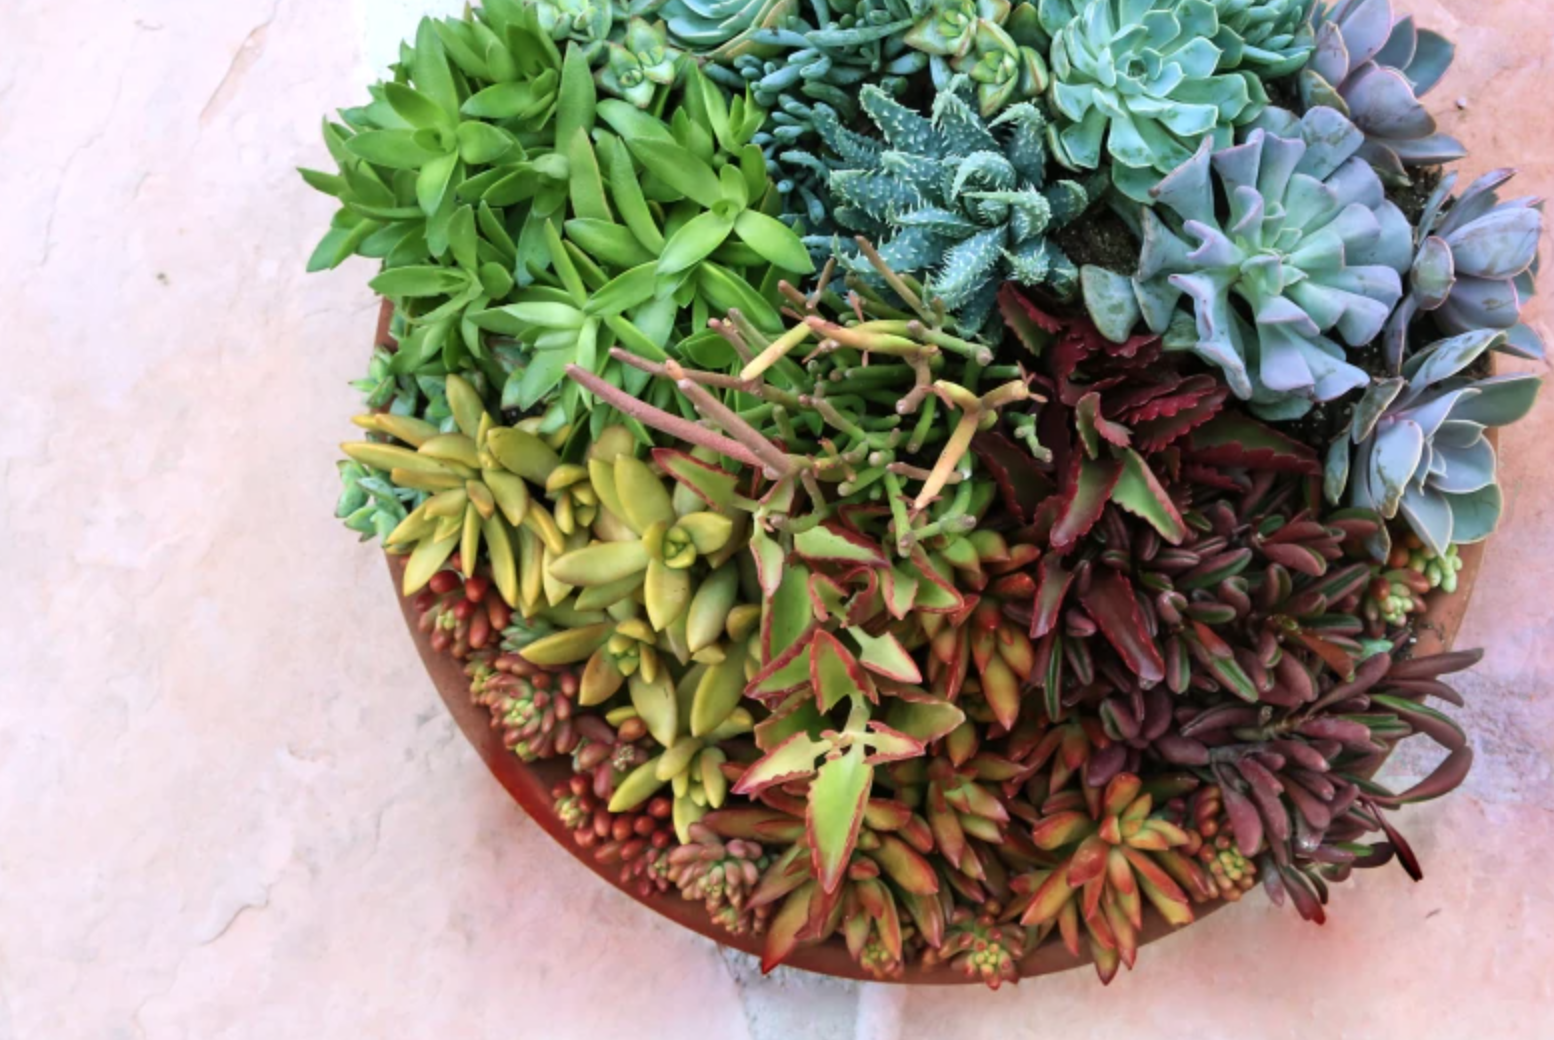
(1384, 168, 1547, 369)
(1082, 106, 1413, 419)
(1330, 328, 1543, 559)
(810, 78, 1088, 333)
(1299, 0, 1464, 184)
(1037, 0, 1268, 203)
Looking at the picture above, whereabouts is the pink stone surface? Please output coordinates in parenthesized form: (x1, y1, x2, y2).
(1, 0, 1549, 1036)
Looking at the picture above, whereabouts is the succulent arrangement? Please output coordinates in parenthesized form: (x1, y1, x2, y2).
(306, 0, 1544, 985)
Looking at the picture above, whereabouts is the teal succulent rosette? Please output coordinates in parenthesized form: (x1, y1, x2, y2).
(304, 0, 1543, 987)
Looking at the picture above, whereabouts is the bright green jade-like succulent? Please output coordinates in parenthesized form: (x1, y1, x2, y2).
(810, 78, 1089, 333)
(1036, 0, 1310, 203)
(1081, 105, 1413, 419)
(1327, 328, 1542, 560)
(304, 14, 813, 435)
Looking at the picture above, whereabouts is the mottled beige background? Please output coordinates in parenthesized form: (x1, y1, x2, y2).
(1, 0, 1550, 1036)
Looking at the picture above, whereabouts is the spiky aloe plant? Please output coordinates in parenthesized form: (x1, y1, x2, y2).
(808, 79, 1088, 331)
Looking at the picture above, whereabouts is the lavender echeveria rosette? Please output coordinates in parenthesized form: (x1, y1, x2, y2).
(1081, 105, 1413, 418)
(1330, 328, 1543, 560)
(303, 0, 1549, 988)
(1383, 168, 1548, 368)
(1299, 0, 1465, 182)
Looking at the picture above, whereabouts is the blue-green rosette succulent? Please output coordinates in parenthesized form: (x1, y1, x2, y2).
(1082, 106, 1413, 418)
(1037, 0, 1266, 202)
(811, 79, 1088, 332)
(1211, 0, 1316, 77)
(660, 0, 796, 56)
(1329, 329, 1543, 559)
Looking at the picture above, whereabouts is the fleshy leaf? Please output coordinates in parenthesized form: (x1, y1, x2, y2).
(807, 745, 874, 894)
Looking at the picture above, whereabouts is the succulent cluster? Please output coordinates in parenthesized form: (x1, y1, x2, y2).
(308, 0, 1543, 987)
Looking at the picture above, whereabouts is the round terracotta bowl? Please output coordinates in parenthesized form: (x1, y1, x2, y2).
(374, 302, 1488, 982)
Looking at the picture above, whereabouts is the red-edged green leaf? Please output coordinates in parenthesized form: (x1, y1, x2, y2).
(810, 629, 870, 711)
(1051, 455, 1122, 552)
(733, 730, 829, 795)
(1079, 570, 1165, 683)
(794, 523, 888, 567)
(653, 448, 741, 508)
(909, 547, 964, 613)
(764, 562, 812, 659)
(883, 691, 966, 745)
(749, 525, 786, 598)
(882, 566, 919, 619)
(1187, 413, 1320, 474)
(863, 721, 925, 765)
(1111, 447, 1186, 545)
(748, 628, 817, 701)
(807, 745, 873, 893)
(761, 880, 817, 972)
(869, 834, 940, 895)
(847, 626, 922, 684)
(754, 689, 826, 751)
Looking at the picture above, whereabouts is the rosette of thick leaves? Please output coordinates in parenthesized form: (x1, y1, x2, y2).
(1331, 329, 1543, 558)
(905, 0, 1050, 115)
(1038, 0, 1260, 203)
(812, 79, 1087, 332)
(660, 0, 795, 56)
(1299, 0, 1463, 183)
(1082, 106, 1412, 419)
(1383, 168, 1547, 368)
(1211, 0, 1316, 77)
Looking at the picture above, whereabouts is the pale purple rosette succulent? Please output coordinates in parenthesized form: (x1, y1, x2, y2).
(1080, 106, 1413, 419)
(1383, 168, 1547, 369)
(1300, 0, 1464, 183)
(1330, 328, 1544, 559)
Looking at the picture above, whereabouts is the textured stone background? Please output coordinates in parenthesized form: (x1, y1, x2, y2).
(1, 1, 1549, 1036)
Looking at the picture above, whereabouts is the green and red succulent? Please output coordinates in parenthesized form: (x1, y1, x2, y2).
(308, 0, 1540, 989)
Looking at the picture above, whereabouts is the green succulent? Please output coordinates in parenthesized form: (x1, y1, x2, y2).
(546, 453, 742, 631)
(808, 79, 1087, 332)
(463, 62, 812, 432)
(1038, 0, 1265, 202)
(336, 461, 422, 542)
(1211, 0, 1315, 77)
(340, 375, 577, 606)
(905, 0, 1049, 115)
(521, 0, 689, 92)
(660, 0, 797, 55)
(1327, 328, 1543, 560)
(700, 0, 933, 230)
